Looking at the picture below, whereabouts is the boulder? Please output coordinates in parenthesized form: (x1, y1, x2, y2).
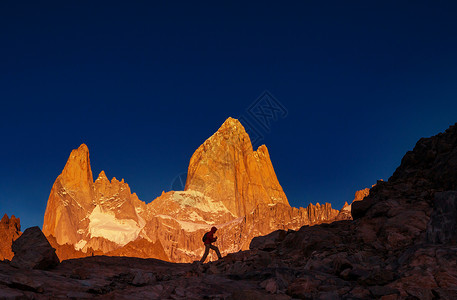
(250, 229, 287, 251)
(11, 226, 59, 270)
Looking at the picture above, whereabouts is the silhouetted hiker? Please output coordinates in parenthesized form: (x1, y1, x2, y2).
(200, 226, 222, 263)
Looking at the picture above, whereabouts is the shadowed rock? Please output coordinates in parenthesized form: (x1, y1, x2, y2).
(11, 226, 59, 270)
(427, 191, 457, 244)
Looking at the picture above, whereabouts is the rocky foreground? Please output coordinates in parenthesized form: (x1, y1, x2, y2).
(0, 220, 456, 299)
(2, 123, 457, 299)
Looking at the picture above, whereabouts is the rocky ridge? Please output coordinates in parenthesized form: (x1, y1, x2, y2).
(41, 118, 343, 263)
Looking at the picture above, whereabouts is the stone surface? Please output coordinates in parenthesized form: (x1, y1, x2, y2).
(11, 226, 59, 270)
(426, 191, 457, 244)
(42, 143, 148, 255)
(43, 144, 95, 247)
(0, 214, 21, 261)
(107, 238, 169, 261)
(185, 117, 289, 217)
(336, 185, 378, 221)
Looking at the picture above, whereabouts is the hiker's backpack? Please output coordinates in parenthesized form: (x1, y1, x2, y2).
(202, 232, 208, 243)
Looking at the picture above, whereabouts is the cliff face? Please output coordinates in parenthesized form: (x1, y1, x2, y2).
(42, 118, 341, 263)
(43, 144, 95, 246)
(0, 214, 21, 260)
(185, 117, 289, 217)
(42, 144, 148, 255)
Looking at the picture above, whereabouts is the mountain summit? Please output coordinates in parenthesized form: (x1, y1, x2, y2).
(43, 144, 95, 246)
(42, 117, 341, 262)
(185, 117, 289, 217)
(43, 144, 147, 254)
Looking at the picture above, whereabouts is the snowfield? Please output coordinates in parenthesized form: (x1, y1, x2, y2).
(88, 205, 144, 246)
(171, 190, 233, 215)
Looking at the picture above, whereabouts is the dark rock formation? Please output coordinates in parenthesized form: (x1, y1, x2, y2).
(11, 227, 59, 270)
(426, 191, 457, 244)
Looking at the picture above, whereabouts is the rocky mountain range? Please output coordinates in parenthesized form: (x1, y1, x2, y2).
(1, 122, 456, 299)
(41, 117, 346, 263)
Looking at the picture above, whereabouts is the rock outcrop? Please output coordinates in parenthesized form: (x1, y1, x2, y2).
(43, 144, 95, 247)
(11, 226, 59, 270)
(107, 238, 169, 261)
(185, 117, 289, 217)
(46, 235, 102, 261)
(354, 187, 370, 202)
(335, 186, 373, 221)
(42, 118, 342, 263)
(426, 190, 457, 244)
(0, 214, 21, 261)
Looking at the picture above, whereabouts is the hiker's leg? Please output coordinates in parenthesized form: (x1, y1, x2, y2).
(200, 244, 210, 262)
(210, 245, 222, 259)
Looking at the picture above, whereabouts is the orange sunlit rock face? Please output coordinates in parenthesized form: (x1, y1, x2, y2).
(0, 214, 21, 260)
(42, 144, 150, 256)
(185, 117, 289, 217)
(43, 144, 95, 247)
(42, 117, 343, 263)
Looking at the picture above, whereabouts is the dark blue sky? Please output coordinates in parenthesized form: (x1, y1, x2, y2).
(1, 1, 457, 230)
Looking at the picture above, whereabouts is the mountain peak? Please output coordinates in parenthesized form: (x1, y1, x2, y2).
(43, 144, 95, 245)
(96, 170, 108, 181)
(185, 117, 289, 217)
(78, 143, 89, 152)
(220, 117, 242, 129)
(199, 117, 253, 155)
(59, 144, 94, 190)
(1, 214, 8, 224)
(218, 117, 247, 135)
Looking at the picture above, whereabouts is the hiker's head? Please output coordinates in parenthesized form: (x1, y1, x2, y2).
(211, 226, 217, 232)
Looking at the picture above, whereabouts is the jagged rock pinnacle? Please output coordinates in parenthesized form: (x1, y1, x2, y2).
(185, 117, 289, 217)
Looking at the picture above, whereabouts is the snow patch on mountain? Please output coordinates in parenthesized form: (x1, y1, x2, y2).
(341, 204, 352, 212)
(171, 190, 233, 215)
(88, 205, 144, 246)
(74, 239, 87, 251)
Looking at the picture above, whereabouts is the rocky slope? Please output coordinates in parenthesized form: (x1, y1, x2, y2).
(0, 214, 21, 261)
(42, 117, 342, 263)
